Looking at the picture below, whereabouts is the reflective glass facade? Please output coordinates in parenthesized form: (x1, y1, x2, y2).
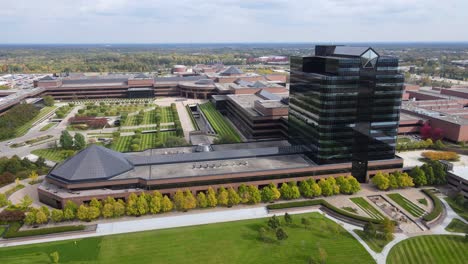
(289, 46, 404, 182)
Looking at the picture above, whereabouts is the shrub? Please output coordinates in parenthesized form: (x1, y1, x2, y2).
(422, 189, 443, 222)
(422, 151, 459, 161)
(0, 210, 25, 222)
(3, 223, 85, 238)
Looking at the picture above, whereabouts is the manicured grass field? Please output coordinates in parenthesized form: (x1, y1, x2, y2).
(39, 122, 56, 131)
(445, 197, 468, 221)
(31, 148, 76, 162)
(387, 193, 425, 217)
(0, 213, 374, 264)
(445, 219, 468, 233)
(15, 106, 57, 137)
(199, 102, 241, 142)
(350, 197, 385, 220)
(354, 229, 390, 253)
(160, 106, 176, 123)
(386, 235, 468, 264)
(112, 131, 180, 152)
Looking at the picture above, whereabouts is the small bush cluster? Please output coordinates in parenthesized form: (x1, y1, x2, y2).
(421, 151, 459, 161)
(371, 171, 414, 191)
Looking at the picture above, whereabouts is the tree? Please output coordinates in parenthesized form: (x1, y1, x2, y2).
(299, 180, 313, 198)
(196, 192, 208, 208)
(348, 176, 361, 194)
(206, 187, 218, 207)
(409, 166, 427, 187)
(137, 195, 149, 215)
(310, 181, 322, 197)
(238, 184, 249, 204)
(161, 195, 173, 212)
(280, 183, 292, 200)
(247, 185, 261, 204)
(227, 187, 240, 207)
(60, 130, 74, 149)
(363, 222, 377, 238)
(50, 251, 60, 264)
(74, 133, 86, 150)
(421, 163, 435, 184)
(268, 215, 281, 229)
(327, 177, 340, 195)
(276, 228, 288, 241)
(318, 178, 333, 196)
(126, 193, 139, 216)
(24, 212, 36, 225)
(51, 209, 64, 223)
(371, 172, 390, 190)
(40, 206, 50, 219)
(89, 198, 102, 210)
(63, 201, 78, 220)
(77, 204, 89, 221)
(396, 172, 415, 188)
(20, 195, 33, 209)
(388, 173, 399, 189)
(217, 187, 229, 207)
(114, 200, 126, 217)
(337, 176, 353, 194)
(42, 95, 55, 106)
(35, 210, 48, 224)
(28, 170, 38, 183)
(261, 186, 275, 203)
(88, 206, 100, 220)
(270, 183, 281, 200)
(149, 192, 162, 214)
(284, 213, 292, 225)
(430, 161, 447, 185)
(102, 203, 114, 218)
(382, 218, 395, 241)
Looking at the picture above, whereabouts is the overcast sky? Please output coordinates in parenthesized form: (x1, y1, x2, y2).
(1, 0, 467, 43)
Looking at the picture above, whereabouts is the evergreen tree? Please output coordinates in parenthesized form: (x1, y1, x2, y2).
(284, 213, 293, 225)
(196, 192, 208, 208)
(237, 184, 249, 203)
(113, 200, 126, 217)
(137, 194, 149, 215)
(371, 172, 390, 190)
(217, 187, 229, 207)
(299, 180, 313, 198)
(206, 187, 218, 207)
(60, 130, 74, 149)
(269, 183, 281, 200)
(318, 178, 333, 196)
(51, 209, 64, 222)
(149, 192, 162, 214)
(74, 133, 86, 150)
(102, 203, 114, 218)
(126, 193, 139, 216)
(276, 228, 288, 241)
(409, 166, 427, 187)
(160, 195, 173, 212)
(268, 215, 281, 229)
(261, 186, 275, 202)
(247, 185, 261, 204)
(227, 187, 240, 207)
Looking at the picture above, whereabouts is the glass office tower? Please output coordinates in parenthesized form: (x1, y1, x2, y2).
(289, 45, 403, 182)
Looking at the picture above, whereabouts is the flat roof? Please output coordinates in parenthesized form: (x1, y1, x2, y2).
(452, 166, 468, 181)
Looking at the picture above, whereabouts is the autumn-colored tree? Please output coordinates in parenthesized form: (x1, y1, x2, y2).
(206, 187, 218, 207)
(196, 192, 208, 208)
(217, 187, 229, 207)
(160, 195, 173, 212)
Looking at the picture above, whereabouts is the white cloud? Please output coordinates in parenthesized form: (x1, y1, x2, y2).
(0, 0, 467, 43)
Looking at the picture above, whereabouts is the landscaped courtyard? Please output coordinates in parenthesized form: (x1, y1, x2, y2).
(0, 213, 374, 264)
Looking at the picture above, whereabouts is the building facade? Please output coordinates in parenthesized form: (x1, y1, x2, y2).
(289, 45, 404, 182)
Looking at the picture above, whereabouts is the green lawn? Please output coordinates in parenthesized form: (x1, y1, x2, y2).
(39, 123, 56, 131)
(387, 193, 425, 217)
(445, 219, 468, 233)
(199, 102, 241, 142)
(0, 213, 374, 264)
(445, 197, 468, 221)
(354, 229, 390, 253)
(15, 106, 57, 137)
(31, 148, 76, 162)
(387, 235, 468, 264)
(160, 106, 176, 123)
(111, 131, 180, 152)
(350, 197, 385, 220)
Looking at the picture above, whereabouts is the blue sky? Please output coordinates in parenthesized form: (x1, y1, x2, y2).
(1, 0, 467, 43)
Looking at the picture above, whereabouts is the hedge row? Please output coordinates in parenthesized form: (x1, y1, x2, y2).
(266, 199, 386, 224)
(3, 222, 85, 239)
(421, 189, 443, 222)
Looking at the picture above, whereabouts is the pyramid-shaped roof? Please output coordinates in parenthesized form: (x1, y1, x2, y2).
(221, 66, 243, 75)
(49, 145, 134, 182)
(251, 81, 268, 88)
(40, 75, 55, 81)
